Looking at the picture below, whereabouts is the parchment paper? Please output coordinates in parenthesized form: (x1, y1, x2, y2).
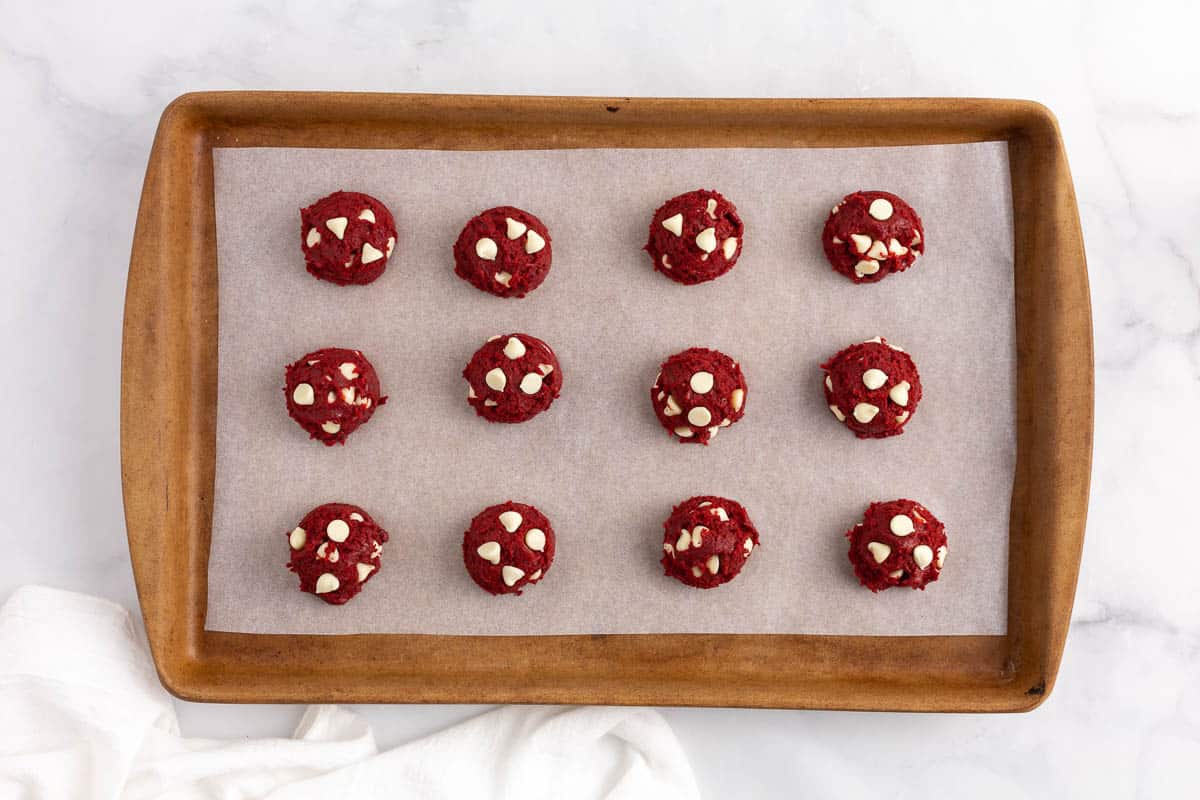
(207, 143, 1014, 636)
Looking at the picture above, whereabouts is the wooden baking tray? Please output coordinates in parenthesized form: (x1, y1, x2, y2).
(121, 93, 1091, 711)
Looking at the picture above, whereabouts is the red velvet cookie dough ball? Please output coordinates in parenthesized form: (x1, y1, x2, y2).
(284, 347, 387, 445)
(286, 502, 389, 605)
(821, 337, 921, 439)
(645, 189, 744, 285)
(462, 501, 555, 595)
(661, 496, 759, 589)
(822, 190, 924, 283)
(651, 348, 746, 444)
(453, 206, 552, 298)
(463, 333, 562, 424)
(846, 499, 947, 592)
(300, 191, 397, 285)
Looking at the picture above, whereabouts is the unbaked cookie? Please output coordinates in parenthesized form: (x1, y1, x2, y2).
(453, 206, 552, 298)
(284, 347, 386, 445)
(822, 190, 924, 283)
(462, 501, 555, 595)
(821, 337, 921, 439)
(463, 333, 562, 424)
(651, 347, 746, 444)
(300, 190, 397, 285)
(644, 189, 744, 285)
(846, 498, 946, 592)
(661, 495, 759, 589)
(286, 502, 389, 605)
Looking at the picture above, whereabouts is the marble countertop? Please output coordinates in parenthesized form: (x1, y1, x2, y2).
(2, 1, 1195, 795)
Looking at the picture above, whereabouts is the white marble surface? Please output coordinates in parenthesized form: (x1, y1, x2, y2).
(1, 0, 1196, 796)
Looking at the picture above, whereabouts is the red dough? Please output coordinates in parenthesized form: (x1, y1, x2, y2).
(453, 206, 552, 298)
(661, 496, 759, 589)
(300, 191, 397, 285)
(822, 190, 924, 283)
(645, 189, 744, 285)
(462, 501, 555, 595)
(846, 499, 947, 592)
(463, 334, 562, 424)
(821, 337, 921, 439)
(651, 348, 747, 444)
(286, 502, 389, 605)
(284, 347, 387, 445)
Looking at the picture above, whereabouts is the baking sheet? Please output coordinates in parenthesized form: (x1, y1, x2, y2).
(206, 143, 1014, 636)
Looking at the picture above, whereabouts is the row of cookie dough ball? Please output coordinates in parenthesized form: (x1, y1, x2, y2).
(297, 188, 924, 293)
(285, 496, 949, 605)
(282, 336, 924, 446)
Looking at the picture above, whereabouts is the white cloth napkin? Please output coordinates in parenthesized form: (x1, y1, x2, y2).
(0, 586, 700, 799)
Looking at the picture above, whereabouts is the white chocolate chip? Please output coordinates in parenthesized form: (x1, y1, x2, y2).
(321, 421, 341, 434)
(673, 426, 694, 438)
(890, 514, 915, 537)
(339, 362, 359, 380)
(862, 369, 888, 390)
(349, 513, 364, 522)
(692, 526, 707, 547)
(661, 213, 684, 236)
(832, 204, 841, 214)
(690, 371, 714, 394)
(371, 540, 382, 558)
(502, 565, 525, 587)
(830, 405, 845, 421)
(361, 397, 371, 408)
(676, 530, 690, 551)
(325, 217, 349, 240)
(519, 373, 544, 395)
(854, 259, 880, 276)
(341, 387, 356, 404)
(706, 555, 720, 575)
(864, 336, 883, 344)
(529, 569, 542, 581)
(343, 257, 354, 268)
(487, 335, 502, 342)
(661, 253, 672, 269)
(889, 569, 904, 579)
(687, 406, 712, 427)
(475, 237, 498, 260)
(890, 380, 911, 407)
(896, 411, 910, 423)
(868, 198, 894, 220)
(663, 395, 681, 416)
(361, 242, 384, 264)
(316, 542, 338, 562)
(314, 573, 339, 594)
(850, 233, 872, 254)
(853, 403, 879, 423)
(356, 562, 375, 582)
(935, 545, 947, 569)
(913, 509, 926, 523)
(327, 391, 336, 404)
(663, 542, 674, 555)
(743, 537, 754, 556)
(386, 236, 395, 257)
(824, 375, 833, 392)
(867, 240, 888, 260)
(358, 208, 375, 223)
(307, 359, 320, 366)
(706, 198, 717, 218)
(913, 545, 934, 570)
(503, 336, 526, 359)
(722, 237, 737, 259)
(831, 236, 842, 244)
(730, 388, 744, 412)
(867, 541, 892, 563)
(288, 527, 306, 550)
(707, 426, 719, 437)
(525, 528, 546, 552)
(468, 385, 477, 399)
(505, 217, 527, 239)
(485, 368, 507, 392)
(477, 541, 501, 565)
(498, 510, 523, 533)
(539, 363, 554, 375)
(326, 519, 350, 542)
(911, 229, 921, 245)
(713, 507, 730, 522)
(888, 238, 908, 256)
(719, 417, 731, 427)
(292, 383, 315, 406)
(484, 399, 498, 407)
(698, 502, 711, 507)
(525, 230, 546, 254)
(494, 271, 513, 287)
(305, 228, 321, 248)
(695, 227, 717, 253)
(692, 565, 703, 578)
